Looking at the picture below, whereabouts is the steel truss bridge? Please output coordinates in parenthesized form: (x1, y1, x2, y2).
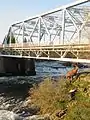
(1, 0, 90, 63)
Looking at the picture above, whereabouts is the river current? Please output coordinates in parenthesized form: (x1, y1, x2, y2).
(0, 60, 89, 119)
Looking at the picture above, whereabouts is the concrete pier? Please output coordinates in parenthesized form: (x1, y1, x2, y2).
(0, 56, 36, 76)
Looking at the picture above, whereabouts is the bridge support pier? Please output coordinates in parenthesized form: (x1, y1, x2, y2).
(0, 56, 36, 76)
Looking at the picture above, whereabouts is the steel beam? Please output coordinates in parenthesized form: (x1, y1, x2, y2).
(61, 9, 66, 44)
(11, 0, 89, 26)
(3, 0, 90, 61)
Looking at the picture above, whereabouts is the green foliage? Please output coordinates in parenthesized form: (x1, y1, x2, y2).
(29, 79, 70, 114)
(6, 35, 16, 44)
(65, 103, 90, 120)
(28, 74, 90, 120)
(65, 74, 90, 120)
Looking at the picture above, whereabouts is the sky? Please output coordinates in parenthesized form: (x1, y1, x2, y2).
(0, 0, 74, 43)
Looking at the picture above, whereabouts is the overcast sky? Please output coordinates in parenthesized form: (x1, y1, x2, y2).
(0, 0, 74, 44)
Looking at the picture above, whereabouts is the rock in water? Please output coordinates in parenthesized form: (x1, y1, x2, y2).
(25, 114, 50, 120)
(0, 110, 23, 120)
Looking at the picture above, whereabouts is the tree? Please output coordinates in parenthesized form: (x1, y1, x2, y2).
(6, 34, 16, 44)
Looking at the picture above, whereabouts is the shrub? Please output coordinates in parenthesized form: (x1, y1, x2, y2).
(28, 74, 90, 120)
(29, 78, 69, 115)
(65, 103, 90, 120)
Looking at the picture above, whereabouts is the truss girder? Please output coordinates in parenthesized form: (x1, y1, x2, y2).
(3, 0, 90, 47)
(1, 44, 90, 60)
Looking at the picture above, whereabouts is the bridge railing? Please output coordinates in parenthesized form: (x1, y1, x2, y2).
(2, 43, 90, 50)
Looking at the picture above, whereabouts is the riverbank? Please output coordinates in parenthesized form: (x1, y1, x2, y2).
(0, 64, 90, 119)
(26, 72, 90, 120)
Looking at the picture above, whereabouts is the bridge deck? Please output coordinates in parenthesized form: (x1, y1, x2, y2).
(2, 43, 90, 49)
(0, 44, 90, 62)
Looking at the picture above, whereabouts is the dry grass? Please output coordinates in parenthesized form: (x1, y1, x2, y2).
(28, 79, 69, 115)
(27, 74, 90, 120)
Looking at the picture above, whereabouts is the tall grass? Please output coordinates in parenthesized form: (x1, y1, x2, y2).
(29, 79, 70, 114)
(28, 74, 90, 120)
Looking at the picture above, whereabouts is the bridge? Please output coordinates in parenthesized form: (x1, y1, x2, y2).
(1, 0, 90, 63)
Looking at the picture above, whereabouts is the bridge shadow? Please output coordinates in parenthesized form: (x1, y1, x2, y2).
(0, 77, 38, 100)
(0, 76, 41, 116)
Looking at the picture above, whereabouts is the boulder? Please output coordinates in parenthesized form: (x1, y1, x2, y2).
(25, 114, 50, 120)
(56, 109, 67, 118)
(0, 110, 23, 120)
(69, 89, 77, 100)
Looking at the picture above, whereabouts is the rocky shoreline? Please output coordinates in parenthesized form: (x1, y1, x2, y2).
(0, 61, 90, 120)
(0, 76, 51, 120)
(0, 72, 90, 120)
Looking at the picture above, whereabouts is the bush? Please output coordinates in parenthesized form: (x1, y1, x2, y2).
(28, 74, 90, 120)
(65, 103, 90, 120)
(29, 78, 69, 115)
(65, 74, 90, 120)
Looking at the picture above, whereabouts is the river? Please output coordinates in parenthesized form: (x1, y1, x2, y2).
(0, 60, 89, 119)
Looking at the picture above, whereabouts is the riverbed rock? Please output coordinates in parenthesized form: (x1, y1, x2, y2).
(56, 109, 67, 118)
(25, 114, 50, 120)
(16, 105, 40, 117)
(0, 110, 23, 120)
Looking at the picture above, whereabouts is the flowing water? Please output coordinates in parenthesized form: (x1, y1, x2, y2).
(0, 60, 89, 119)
